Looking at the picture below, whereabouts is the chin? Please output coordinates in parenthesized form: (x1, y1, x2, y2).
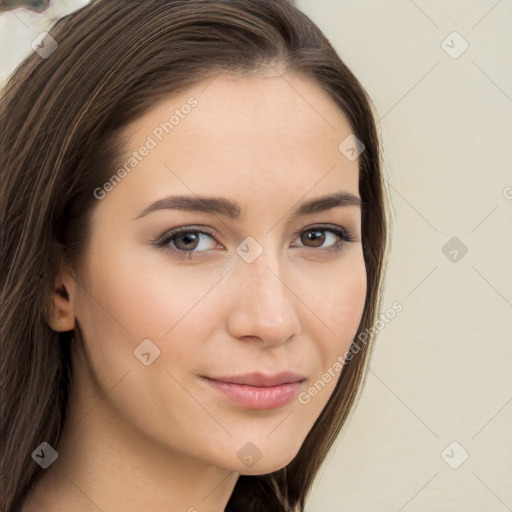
(236, 441, 303, 476)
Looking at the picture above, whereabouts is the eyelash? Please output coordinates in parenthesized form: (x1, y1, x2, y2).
(152, 225, 357, 260)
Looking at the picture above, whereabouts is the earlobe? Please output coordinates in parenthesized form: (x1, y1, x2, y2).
(47, 272, 77, 332)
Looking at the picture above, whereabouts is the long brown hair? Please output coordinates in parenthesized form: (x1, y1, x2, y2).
(0, 0, 389, 510)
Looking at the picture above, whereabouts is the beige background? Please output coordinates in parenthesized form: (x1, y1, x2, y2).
(1, 1, 511, 511)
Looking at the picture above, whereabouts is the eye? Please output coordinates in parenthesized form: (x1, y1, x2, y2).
(153, 224, 356, 260)
(292, 226, 356, 250)
(153, 227, 221, 259)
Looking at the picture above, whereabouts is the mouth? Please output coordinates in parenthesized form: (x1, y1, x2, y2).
(200, 372, 307, 410)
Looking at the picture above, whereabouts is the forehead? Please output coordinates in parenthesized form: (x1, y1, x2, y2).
(127, 71, 353, 146)
(106, 72, 360, 214)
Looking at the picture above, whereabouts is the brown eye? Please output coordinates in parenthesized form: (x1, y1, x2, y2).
(174, 232, 200, 251)
(293, 226, 354, 251)
(154, 227, 219, 258)
(300, 229, 326, 248)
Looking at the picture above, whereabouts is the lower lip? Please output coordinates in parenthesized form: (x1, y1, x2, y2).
(202, 378, 303, 410)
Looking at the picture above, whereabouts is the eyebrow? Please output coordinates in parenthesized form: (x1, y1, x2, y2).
(134, 192, 362, 221)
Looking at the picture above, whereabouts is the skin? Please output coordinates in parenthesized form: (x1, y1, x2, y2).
(24, 70, 367, 511)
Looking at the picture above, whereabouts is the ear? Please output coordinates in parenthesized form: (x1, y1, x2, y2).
(47, 269, 77, 332)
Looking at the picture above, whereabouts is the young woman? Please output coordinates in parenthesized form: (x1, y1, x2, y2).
(0, 0, 388, 510)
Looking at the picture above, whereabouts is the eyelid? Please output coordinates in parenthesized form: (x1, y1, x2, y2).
(291, 224, 357, 247)
(153, 224, 215, 239)
(152, 223, 357, 258)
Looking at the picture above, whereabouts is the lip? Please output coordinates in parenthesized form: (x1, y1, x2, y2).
(201, 372, 306, 410)
(207, 371, 306, 387)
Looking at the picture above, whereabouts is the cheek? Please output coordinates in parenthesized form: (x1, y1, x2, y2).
(330, 267, 367, 337)
(80, 245, 223, 340)
(123, 266, 229, 345)
(293, 257, 366, 418)
(73, 252, 227, 395)
(318, 255, 366, 340)
(303, 253, 367, 370)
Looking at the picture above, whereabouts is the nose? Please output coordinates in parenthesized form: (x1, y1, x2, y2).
(226, 250, 303, 347)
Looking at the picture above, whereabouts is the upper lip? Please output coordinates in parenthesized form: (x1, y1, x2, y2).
(204, 372, 306, 387)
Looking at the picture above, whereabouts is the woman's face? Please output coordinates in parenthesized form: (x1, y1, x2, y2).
(68, 71, 366, 474)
